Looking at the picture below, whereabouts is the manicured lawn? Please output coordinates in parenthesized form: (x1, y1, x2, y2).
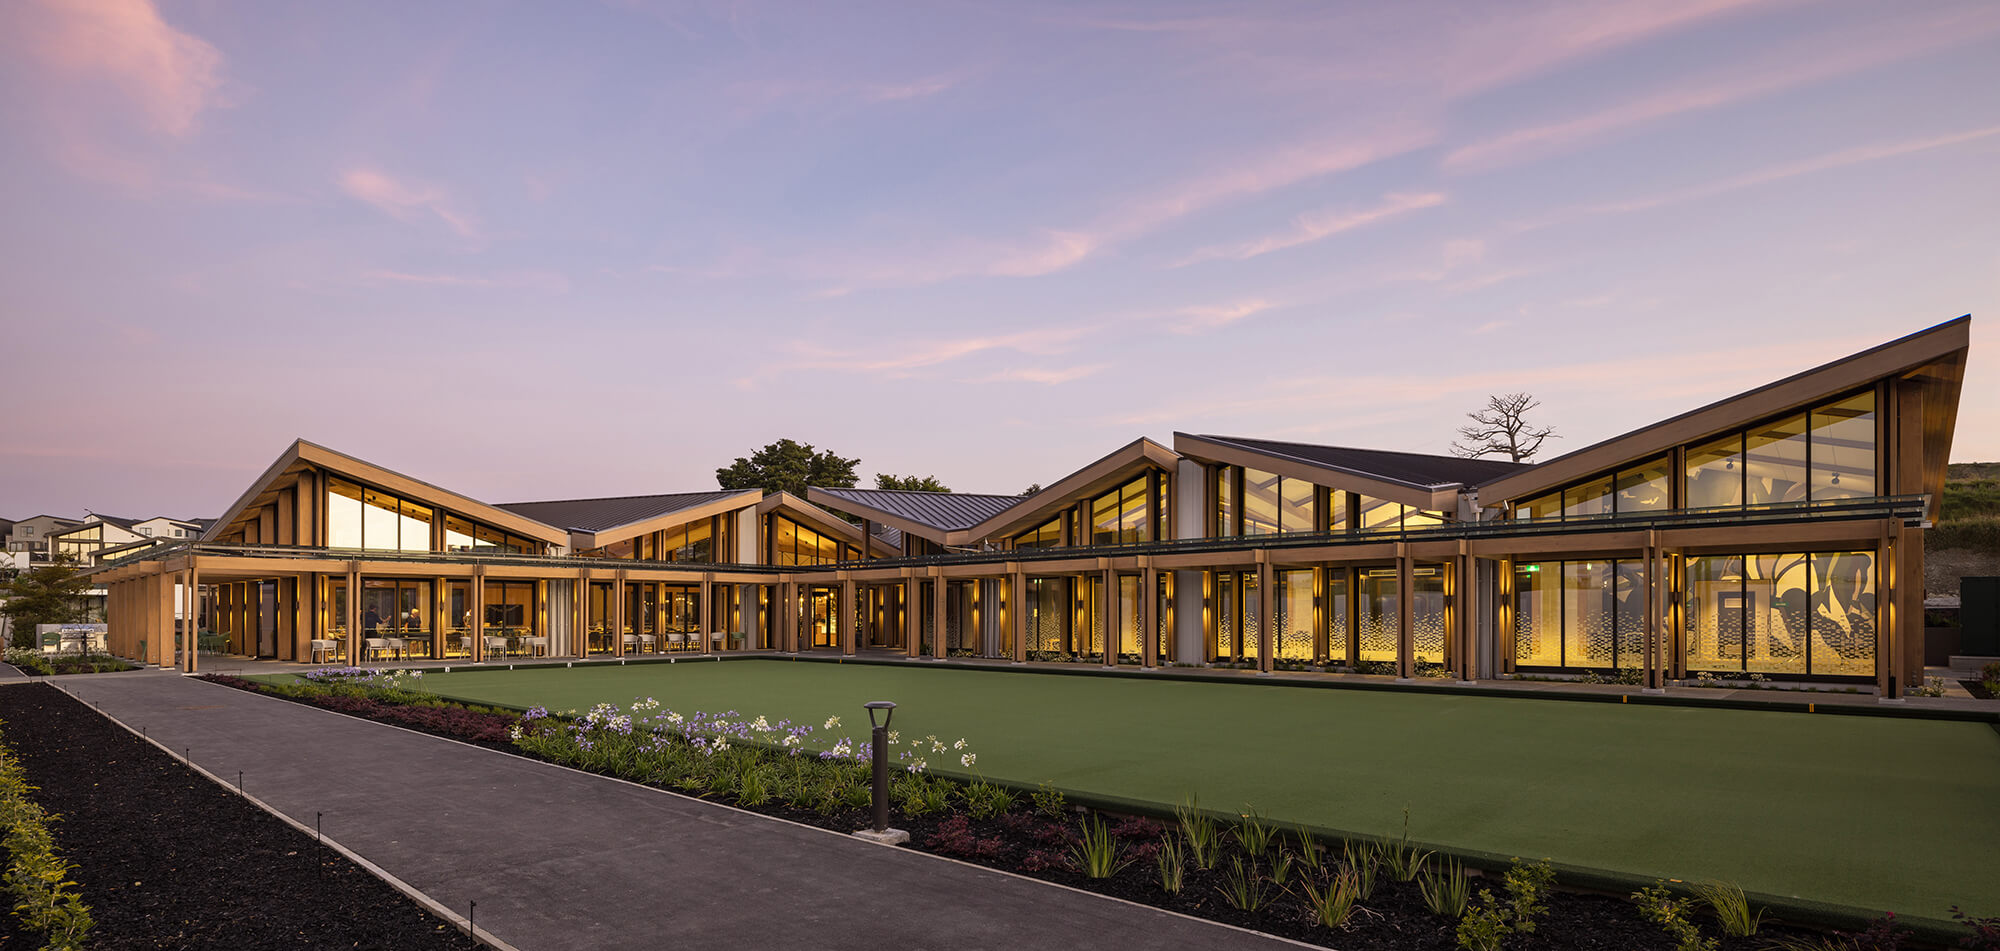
(411, 658, 1999, 921)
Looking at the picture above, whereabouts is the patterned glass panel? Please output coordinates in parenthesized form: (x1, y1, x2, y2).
(1685, 556, 1744, 672)
(1357, 570, 1397, 662)
(1613, 561, 1648, 669)
(1412, 569, 1445, 664)
(1118, 575, 1140, 657)
(1030, 578, 1064, 653)
(1563, 562, 1615, 667)
(1514, 563, 1560, 666)
(1746, 554, 1810, 674)
(1810, 551, 1876, 676)
(1278, 569, 1313, 660)
(1325, 571, 1349, 665)
(1214, 572, 1236, 661)
(1241, 571, 1261, 661)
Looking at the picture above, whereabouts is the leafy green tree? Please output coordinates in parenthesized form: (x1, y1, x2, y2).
(716, 439, 860, 498)
(875, 473, 950, 493)
(1, 557, 91, 649)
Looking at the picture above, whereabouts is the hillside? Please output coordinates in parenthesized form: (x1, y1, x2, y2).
(1928, 462, 2000, 596)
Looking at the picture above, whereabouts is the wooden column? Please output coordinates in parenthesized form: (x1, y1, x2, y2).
(905, 575, 921, 658)
(1101, 566, 1118, 667)
(932, 573, 947, 660)
(346, 565, 362, 665)
(431, 576, 446, 661)
(185, 563, 201, 673)
(1880, 521, 1901, 699)
(470, 570, 485, 663)
(575, 571, 590, 657)
(154, 571, 172, 668)
(702, 573, 717, 654)
(1454, 546, 1474, 682)
(1257, 555, 1275, 674)
(1141, 560, 1158, 669)
(842, 579, 857, 656)
(1643, 539, 1662, 690)
(1010, 568, 1027, 663)
(611, 572, 626, 657)
(1395, 546, 1414, 680)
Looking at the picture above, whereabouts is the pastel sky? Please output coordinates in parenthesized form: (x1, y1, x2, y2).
(2, 0, 1998, 521)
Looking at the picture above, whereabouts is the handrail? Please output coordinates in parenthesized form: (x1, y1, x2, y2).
(88, 495, 1926, 576)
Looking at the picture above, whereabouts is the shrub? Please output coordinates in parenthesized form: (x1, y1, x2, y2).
(1689, 879, 1762, 937)
(1381, 809, 1432, 882)
(0, 722, 92, 949)
(1031, 782, 1068, 818)
(1176, 796, 1222, 870)
(1455, 858, 1554, 951)
(1070, 815, 1129, 879)
(1342, 840, 1379, 900)
(1419, 857, 1471, 917)
(924, 815, 1004, 861)
(1300, 867, 1361, 929)
(1217, 856, 1268, 913)
(1156, 835, 1185, 894)
(1232, 807, 1275, 858)
(965, 780, 1016, 819)
(1634, 883, 1717, 951)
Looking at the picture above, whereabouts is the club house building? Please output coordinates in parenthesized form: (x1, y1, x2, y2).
(89, 317, 1969, 699)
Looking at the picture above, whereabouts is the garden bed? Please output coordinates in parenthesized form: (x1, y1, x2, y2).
(0, 683, 479, 950)
(3, 651, 136, 676)
(192, 672, 1970, 951)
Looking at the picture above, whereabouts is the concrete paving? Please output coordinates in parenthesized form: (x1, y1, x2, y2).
(51, 670, 1295, 951)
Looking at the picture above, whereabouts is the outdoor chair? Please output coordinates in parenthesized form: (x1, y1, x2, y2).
(621, 633, 656, 653)
(309, 639, 337, 664)
(665, 632, 689, 651)
(521, 636, 548, 657)
(708, 631, 725, 651)
(383, 636, 408, 660)
(482, 635, 510, 658)
(363, 637, 391, 661)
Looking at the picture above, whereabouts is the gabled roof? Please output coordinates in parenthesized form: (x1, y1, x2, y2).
(757, 491, 891, 558)
(1180, 433, 1524, 510)
(805, 487, 1023, 547)
(1475, 316, 1971, 509)
(963, 437, 1182, 544)
(82, 513, 142, 533)
(204, 440, 570, 546)
(498, 490, 756, 535)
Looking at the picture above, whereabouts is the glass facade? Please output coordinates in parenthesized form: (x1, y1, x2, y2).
(1513, 560, 1651, 670)
(1685, 551, 1875, 677)
(1013, 516, 1063, 549)
(329, 476, 537, 554)
(1214, 465, 1355, 536)
(769, 515, 857, 565)
(1090, 476, 1155, 545)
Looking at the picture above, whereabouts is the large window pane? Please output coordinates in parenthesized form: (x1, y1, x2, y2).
(1746, 553, 1809, 675)
(1215, 467, 1236, 536)
(1278, 478, 1315, 534)
(1324, 569, 1349, 664)
(1357, 497, 1401, 533)
(1811, 551, 1876, 676)
(1563, 561, 1614, 667)
(1615, 458, 1672, 513)
(327, 479, 363, 548)
(1514, 563, 1560, 666)
(1515, 492, 1562, 520)
(1357, 569, 1397, 662)
(361, 487, 401, 550)
(1412, 567, 1444, 664)
(1562, 477, 1614, 519)
(1327, 490, 1349, 532)
(1685, 435, 1744, 509)
(1278, 569, 1312, 660)
(772, 517, 798, 566)
(1685, 556, 1743, 672)
(398, 500, 432, 552)
(1811, 392, 1876, 500)
(680, 519, 713, 562)
(1118, 478, 1151, 544)
(1614, 561, 1647, 668)
(1242, 468, 1280, 536)
(1745, 414, 1809, 506)
(1091, 489, 1120, 546)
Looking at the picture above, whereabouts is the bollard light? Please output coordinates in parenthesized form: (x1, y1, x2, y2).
(852, 700, 909, 845)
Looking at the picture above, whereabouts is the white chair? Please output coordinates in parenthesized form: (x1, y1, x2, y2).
(363, 637, 391, 661)
(521, 636, 548, 657)
(309, 639, 337, 664)
(708, 631, 725, 651)
(666, 632, 689, 652)
(621, 633, 656, 653)
(482, 635, 509, 659)
(383, 636, 408, 660)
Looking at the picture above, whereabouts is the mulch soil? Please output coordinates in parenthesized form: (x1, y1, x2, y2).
(0, 683, 480, 950)
(200, 676, 1868, 951)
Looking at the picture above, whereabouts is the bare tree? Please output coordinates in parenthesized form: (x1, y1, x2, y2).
(1450, 393, 1557, 462)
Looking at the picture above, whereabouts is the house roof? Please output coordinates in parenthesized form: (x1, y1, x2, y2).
(963, 437, 1183, 543)
(1474, 315, 1971, 508)
(805, 487, 1023, 543)
(497, 491, 753, 534)
(1192, 436, 1527, 490)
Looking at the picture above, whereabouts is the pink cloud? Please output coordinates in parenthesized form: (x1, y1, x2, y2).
(975, 365, 1108, 385)
(1175, 192, 1448, 266)
(6, 0, 226, 137)
(1167, 299, 1280, 334)
(1443, 6, 2000, 172)
(339, 168, 481, 239)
